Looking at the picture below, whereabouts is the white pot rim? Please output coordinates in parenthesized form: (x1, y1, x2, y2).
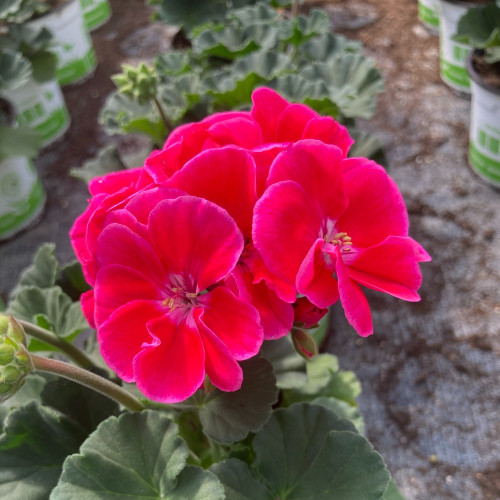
(467, 50, 500, 96)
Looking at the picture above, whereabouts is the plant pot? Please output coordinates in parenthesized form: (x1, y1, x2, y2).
(0, 156, 46, 241)
(466, 50, 500, 187)
(1, 78, 70, 147)
(418, 0, 440, 34)
(437, 0, 477, 94)
(80, 0, 112, 31)
(28, 0, 97, 86)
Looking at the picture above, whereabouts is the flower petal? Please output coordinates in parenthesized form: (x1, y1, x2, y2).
(334, 248, 373, 337)
(97, 300, 165, 382)
(80, 289, 96, 329)
(297, 238, 340, 309)
(88, 167, 145, 196)
(251, 144, 289, 197)
(207, 116, 262, 149)
(94, 265, 163, 327)
(253, 181, 322, 297)
(251, 87, 289, 142)
(302, 117, 354, 157)
(169, 147, 257, 236)
(148, 196, 244, 292)
(197, 286, 263, 359)
(276, 103, 318, 142)
(134, 313, 205, 402)
(267, 140, 347, 221)
(196, 312, 243, 392)
(336, 159, 409, 247)
(345, 236, 424, 301)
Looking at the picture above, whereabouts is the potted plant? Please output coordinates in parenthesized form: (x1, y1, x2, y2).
(0, 23, 70, 146)
(455, 0, 500, 186)
(0, 95, 45, 240)
(418, 0, 440, 34)
(1, 0, 97, 86)
(79, 0, 111, 31)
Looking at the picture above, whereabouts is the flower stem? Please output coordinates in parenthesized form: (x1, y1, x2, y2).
(291, 0, 300, 17)
(32, 355, 145, 412)
(19, 320, 97, 369)
(153, 96, 172, 135)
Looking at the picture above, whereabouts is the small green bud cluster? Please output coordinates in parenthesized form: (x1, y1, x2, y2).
(112, 63, 159, 105)
(0, 314, 33, 403)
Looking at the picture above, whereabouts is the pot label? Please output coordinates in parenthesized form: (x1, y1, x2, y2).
(418, 0, 439, 29)
(80, 0, 111, 31)
(1, 79, 70, 147)
(29, 0, 97, 86)
(438, 1, 470, 93)
(469, 82, 500, 186)
(0, 157, 46, 240)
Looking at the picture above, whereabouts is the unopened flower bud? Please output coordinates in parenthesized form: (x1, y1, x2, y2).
(0, 314, 33, 403)
(291, 328, 318, 360)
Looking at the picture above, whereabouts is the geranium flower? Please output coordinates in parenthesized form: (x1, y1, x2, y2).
(92, 194, 263, 402)
(253, 140, 430, 337)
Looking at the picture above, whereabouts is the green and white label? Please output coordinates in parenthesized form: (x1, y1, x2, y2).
(469, 81, 500, 186)
(80, 0, 111, 31)
(438, 1, 471, 93)
(29, 0, 97, 86)
(1, 79, 70, 147)
(418, 0, 439, 29)
(0, 157, 46, 240)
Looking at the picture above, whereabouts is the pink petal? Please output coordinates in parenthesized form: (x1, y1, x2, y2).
(169, 147, 257, 236)
(302, 117, 354, 157)
(197, 286, 263, 359)
(276, 103, 318, 142)
(80, 290, 96, 329)
(345, 236, 424, 301)
(97, 300, 165, 382)
(148, 197, 243, 292)
(267, 140, 347, 222)
(334, 248, 373, 337)
(94, 265, 163, 327)
(253, 181, 322, 297)
(207, 116, 262, 149)
(88, 168, 144, 196)
(195, 312, 243, 392)
(336, 160, 409, 247)
(293, 297, 328, 329)
(202, 110, 252, 127)
(251, 87, 289, 142)
(251, 144, 289, 197)
(297, 238, 340, 309)
(134, 313, 205, 402)
(96, 223, 166, 284)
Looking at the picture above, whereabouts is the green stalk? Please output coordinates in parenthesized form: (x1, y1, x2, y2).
(32, 355, 145, 412)
(291, 0, 300, 17)
(19, 320, 96, 369)
(153, 96, 172, 136)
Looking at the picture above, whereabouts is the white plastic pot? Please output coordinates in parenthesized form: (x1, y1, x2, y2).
(438, 0, 472, 94)
(1, 78, 70, 147)
(467, 53, 500, 187)
(0, 157, 46, 241)
(80, 0, 111, 31)
(418, 0, 440, 34)
(28, 0, 96, 86)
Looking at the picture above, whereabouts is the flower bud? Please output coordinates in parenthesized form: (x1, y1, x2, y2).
(293, 297, 328, 329)
(291, 328, 318, 360)
(0, 314, 33, 403)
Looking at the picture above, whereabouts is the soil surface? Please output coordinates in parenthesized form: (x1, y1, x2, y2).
(0, 1, 499, 499)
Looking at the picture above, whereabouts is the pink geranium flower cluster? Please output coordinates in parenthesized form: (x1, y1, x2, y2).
(71, 88, 430, 403)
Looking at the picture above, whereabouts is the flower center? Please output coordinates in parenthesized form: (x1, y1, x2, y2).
(163, 286, 198, 311)
(326, 232, 353, 253)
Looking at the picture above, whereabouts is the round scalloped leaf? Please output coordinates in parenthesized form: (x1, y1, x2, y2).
(298, 32, 361, 63)
(51, 411, 224, 499)
(0, 50, 32, 91)
(0, 402, 86, 499)
(198, 356, 278, 444)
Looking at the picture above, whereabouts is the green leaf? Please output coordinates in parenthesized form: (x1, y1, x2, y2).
(157, 74, 203, 123)
(0, 124, 41, 163)
(212, 403, 389, 499)
(298, 32, 361, 63)
(70, 145, 127, 184)
(383, 479, 406, 500)
(260, 336, 307, 390)
(282, 353, 362, 406)
(210, 458, 272, 500)
(0, 49, 32, 91)
(0, 0, 49, 23)
(8, 286, 88, 339)
(311, 396, 364, 433)
(99, 92, 167, 146)
(229, 3, 280, 26)
(348, 128, 387, 166)
(41, 375, 119, 434)
(56, 260, 92, 301)
(155, 51, 192, 78)
(0, 402, 86, 499)
(278, 9, 331, 46)
(14, 243, 58, 292)
(197, 356, 278, 444)
(28, 50, 57, 83)
(51, 411, 224, 499)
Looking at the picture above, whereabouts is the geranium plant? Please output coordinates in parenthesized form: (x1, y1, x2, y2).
(0, 88, 428, 499)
